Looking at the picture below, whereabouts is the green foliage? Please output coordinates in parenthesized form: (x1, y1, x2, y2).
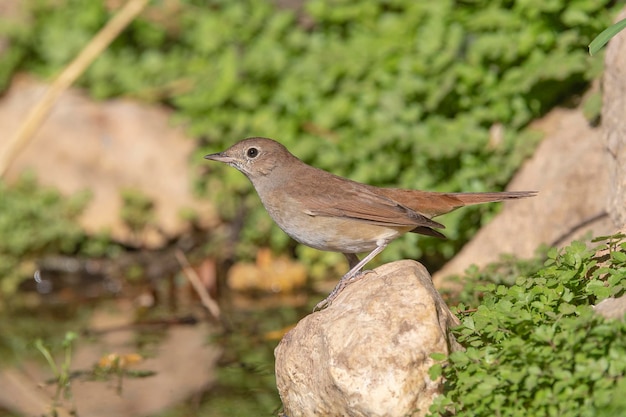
(0, 0, 618, 271)
(0, 302, 90, 365)
(429, 238, 626, 417)
(120, 188, 156, 237)
(34, 331, 78, 414)
(0, 175, 120, 303)
(0, 175, 90, 297)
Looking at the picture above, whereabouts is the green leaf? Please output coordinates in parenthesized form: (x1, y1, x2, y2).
(430, 352, 448, 361)
(429, 363, 443, 380)
(589, 18, 626, 56)
(611, 250, 626, 263)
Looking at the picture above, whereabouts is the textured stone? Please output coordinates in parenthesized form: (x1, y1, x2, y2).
(275, 260, 460, 417)
(594, 295, 626, 320)
(434, 108, 613, 288)
(435, 6, 626, 287)
(603, 7, 626, 228)
(0, 76, 217, 247)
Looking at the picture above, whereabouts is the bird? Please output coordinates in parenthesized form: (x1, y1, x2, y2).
(205, 137, 536, 310)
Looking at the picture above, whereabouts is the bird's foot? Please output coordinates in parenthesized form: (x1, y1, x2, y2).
(313, 270, 374, 312)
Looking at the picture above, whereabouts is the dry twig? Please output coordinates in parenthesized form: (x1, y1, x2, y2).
(175, 250, 221, 320)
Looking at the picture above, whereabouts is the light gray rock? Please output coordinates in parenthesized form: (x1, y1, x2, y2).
(435, 7, 626, 288)
(434, 108, 613, 289)
(594, 295, 626, 320)
(275, 260, 460, 417)
(0, 77, 217, 247)
(603, 7, 626, 229)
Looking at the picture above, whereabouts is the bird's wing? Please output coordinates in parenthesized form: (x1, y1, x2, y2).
(300, 179, 444, 230)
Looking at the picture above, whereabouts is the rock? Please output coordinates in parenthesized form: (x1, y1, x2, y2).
(594, 295, 626, 320)
(590, 227, 626, 321)
(603, 7, 626, 228)
(434, 108, 614, 289)
(0, 76, 217, 247)
(228, 248, 307, 293)
(434, 6, 626, 287)
(275, 260, 460, 417)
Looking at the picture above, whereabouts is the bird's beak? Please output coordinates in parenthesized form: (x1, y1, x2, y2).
(204, 152, 235, 164)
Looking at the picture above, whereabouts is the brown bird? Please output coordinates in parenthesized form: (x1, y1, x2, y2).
(205, 137, 536, 310)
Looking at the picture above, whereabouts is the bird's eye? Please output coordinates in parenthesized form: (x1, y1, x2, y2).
(246, 147, 259, 158)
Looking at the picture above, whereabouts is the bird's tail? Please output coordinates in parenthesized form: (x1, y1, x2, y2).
(448, 191, 537, 205)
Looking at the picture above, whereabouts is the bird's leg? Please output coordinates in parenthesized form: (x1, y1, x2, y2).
(343, 253, 360, 269)
(313, 242, 388, 311)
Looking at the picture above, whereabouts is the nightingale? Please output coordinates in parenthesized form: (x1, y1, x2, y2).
(205, 137, 536, 310)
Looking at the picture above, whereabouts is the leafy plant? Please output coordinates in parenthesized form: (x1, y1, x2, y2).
(120, 188, 156, 239)
(0, 175, 91, 299)
(0, 174, 123, 307)
(34, 331, 79, 416)
(429, 238, 626, 416)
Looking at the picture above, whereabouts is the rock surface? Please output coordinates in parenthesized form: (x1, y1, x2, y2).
(434, 108, 614, 288)
(0, 76, 217, 247)
(275, 260, 460, 417)
(594, 295, 626, 320)
(603, 7, 626, 228)
(434, 7, 626, 287)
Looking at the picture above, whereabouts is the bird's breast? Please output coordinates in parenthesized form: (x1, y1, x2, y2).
(259, 193, 410, 253)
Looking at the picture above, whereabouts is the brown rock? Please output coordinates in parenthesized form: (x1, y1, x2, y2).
(0, 76, 217, 247)
(228, 248, 307, 292)
(594, 295, 626, 320)
(275, 260, 460, 417)
(603, 7, 626, 228)
(434, 108, 614, 288)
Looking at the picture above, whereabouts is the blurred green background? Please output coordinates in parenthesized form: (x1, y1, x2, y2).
(0, 0, 622, 416)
